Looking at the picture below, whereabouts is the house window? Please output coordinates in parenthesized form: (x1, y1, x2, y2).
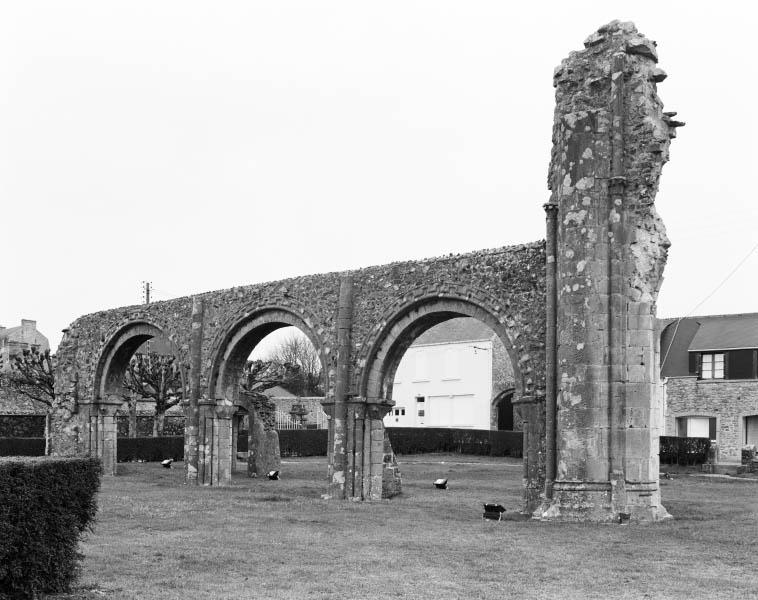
(700, 353, 724, 379)
(393, 408, 405, 416)
(677, 416, 717, 440)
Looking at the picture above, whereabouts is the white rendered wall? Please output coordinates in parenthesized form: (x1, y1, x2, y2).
(384, 339, 492, 429)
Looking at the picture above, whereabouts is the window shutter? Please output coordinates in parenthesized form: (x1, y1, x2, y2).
(724, 352, 729, 379)
(688, 352, 697, 375)
(709, 417, 717, 441)
(696, 353, 702, 378)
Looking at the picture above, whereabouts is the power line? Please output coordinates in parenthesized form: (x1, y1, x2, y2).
(660, 240, 758, 371)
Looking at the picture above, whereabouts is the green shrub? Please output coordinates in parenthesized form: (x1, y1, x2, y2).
(278, 429, 328, 457)
(386, 428, 523, 457)
(117, 436, 184, 462)
(0, 415, 45, 438)
(0, 437, 45, 456)
(0, 457, 101, 599)
(659, 436, 710, 465)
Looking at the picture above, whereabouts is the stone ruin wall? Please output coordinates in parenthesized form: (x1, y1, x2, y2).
(52, 242, 546, 504)
(51, 21, 681, 520)
(538, 21, 680, 521)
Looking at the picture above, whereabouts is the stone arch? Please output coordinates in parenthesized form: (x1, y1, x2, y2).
(358, 291, 529, 404)
(88, 320, 185, 476)
(207, 306, 328, 404)
(94, 320, 185, 402)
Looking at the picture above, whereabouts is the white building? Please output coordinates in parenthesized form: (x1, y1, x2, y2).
(384, 318, 509, 430)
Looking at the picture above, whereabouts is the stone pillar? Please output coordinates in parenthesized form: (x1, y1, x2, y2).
(513, 395, 544, 513)
(231, 413, 240, 469)
(544, 202, 559, 500)
(196, 399, 237, 486)
(185, 296, 204, 484)
(212, 400, 236, 486)
(81, 397, 122, 476)
(536, 21, 681, 522)
(197, 398, 216, 485)
(327, 396, 397, 500)
(326, 275, 353, 498)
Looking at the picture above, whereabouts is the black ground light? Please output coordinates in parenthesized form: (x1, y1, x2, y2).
(267, 470, 280, 480)
(483, 503, 506, 521)
(434, 478, 448, 489)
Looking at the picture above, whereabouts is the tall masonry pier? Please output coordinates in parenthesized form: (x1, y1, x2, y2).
(537, 21, 683, 522)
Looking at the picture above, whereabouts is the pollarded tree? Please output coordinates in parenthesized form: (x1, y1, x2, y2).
(1, 347, 56, 454)
(264, 332, 323, 396)
(122, 353, 184, 437)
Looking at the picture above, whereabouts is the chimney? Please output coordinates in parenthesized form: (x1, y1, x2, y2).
(21, 319, 36, 331)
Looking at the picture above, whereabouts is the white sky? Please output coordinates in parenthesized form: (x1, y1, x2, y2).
(2, 1, 756, 352)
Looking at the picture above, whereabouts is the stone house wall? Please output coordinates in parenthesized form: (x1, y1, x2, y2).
(664, 376, 758, 461)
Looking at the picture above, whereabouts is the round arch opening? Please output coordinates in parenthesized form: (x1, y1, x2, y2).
(95, 321, 184, 402)
(360, 297, 524, 406)
(208, 309, 328, 406)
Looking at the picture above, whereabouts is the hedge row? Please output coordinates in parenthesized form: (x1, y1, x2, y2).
(0, 415, 45, 438)
(659, 436, 710, 465)
(0, 437, 45, 456)
(116, 416, 185, 437)
(117, 436, 184, 462)
(386, 428, 524, 457)
(0, 457, 101, 599)
(278, 429, 328, 457)
(239, 428, 524, 458)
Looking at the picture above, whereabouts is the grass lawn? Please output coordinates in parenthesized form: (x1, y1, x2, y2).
(57, 455, 758, 600)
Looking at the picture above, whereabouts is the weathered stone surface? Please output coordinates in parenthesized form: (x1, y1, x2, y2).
(49, 20, 681, 521)
(665, 377, 758, 461)
(52, 242, 546, 507)
(537, 20, 678, 522)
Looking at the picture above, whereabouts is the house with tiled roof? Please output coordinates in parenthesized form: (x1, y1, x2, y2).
(385, 317, 517, 430)
(0, 320, 51, 436)
(659, 312, 758, 462)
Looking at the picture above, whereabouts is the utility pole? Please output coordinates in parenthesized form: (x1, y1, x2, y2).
(141, 281, 152, 354)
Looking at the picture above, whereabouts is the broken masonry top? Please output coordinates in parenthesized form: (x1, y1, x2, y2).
(553, 20, 665, 87)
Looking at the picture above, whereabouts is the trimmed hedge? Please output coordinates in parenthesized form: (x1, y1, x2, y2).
(116, 416, 186, 438)
(659, 436, 710, 465)
(0, 457, 101, 599)
(245, 428, 523, 458)
(0, 415, 45, 438)
(278, 429, 328, 457)
(0, 437, 45, 456)
(117, 436, 184, 462)
(386, 428, 523, 457)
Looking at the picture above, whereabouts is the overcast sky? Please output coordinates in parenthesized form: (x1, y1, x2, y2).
(2, 1, 756, 352)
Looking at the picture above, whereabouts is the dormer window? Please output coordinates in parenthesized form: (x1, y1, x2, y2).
(700, 353, 724, 379)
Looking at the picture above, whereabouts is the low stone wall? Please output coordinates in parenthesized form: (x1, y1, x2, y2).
(665, 377, 758, 461)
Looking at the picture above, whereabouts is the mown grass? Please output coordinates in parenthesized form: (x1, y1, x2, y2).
(57, 455, 758, 600)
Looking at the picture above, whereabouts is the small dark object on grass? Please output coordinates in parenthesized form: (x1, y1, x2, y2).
(483, 503, 506, 521)
(434, 478, 448, 489)
(161, 459, 173, 469)
(267, 470, 280, 480)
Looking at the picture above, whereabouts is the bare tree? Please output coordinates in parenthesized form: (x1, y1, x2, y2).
(122, 353, 184, 437)
(1, 348, 55, 454)
(264, 332, 323, 396)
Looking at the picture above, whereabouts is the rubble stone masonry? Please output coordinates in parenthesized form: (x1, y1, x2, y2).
(665, 377, 758, 461)
(536, 21, 681, 522)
